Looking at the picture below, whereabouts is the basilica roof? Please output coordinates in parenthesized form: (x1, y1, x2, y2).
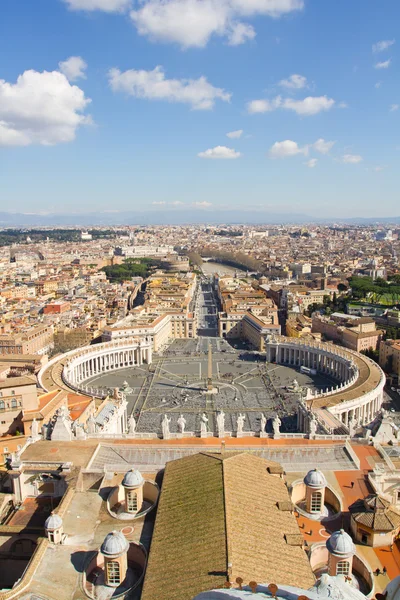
(141, 452, 315, 600)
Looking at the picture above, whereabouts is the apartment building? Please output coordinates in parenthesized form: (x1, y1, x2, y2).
(0, 376, 37, 435)
(379, 339, 400, 378)
(0, 325, 54, 355)
(312, 314, 382, 352)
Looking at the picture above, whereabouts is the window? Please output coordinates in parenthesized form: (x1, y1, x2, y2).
(0, 401, 4, 411)
(396, 490, 400, 503)
(337, 561, 350, 576)
(127, 491, 138, 513)
(311, 491, 322, 513)
(107, 561, 120, 585)
(11, 398, 17, 409)
(361, 533, 369, 544)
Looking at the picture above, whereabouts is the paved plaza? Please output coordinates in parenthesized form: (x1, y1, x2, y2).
(88, 443, 357, 472)
(86, 338, 337, 436)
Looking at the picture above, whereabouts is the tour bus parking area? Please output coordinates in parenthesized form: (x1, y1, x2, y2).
(86, 338, 337, 436)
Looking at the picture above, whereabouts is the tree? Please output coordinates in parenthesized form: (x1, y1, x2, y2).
(338, 283, 348, 293)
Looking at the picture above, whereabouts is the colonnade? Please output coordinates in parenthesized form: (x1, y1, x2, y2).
(266, 336, 385, 432)
(62, 337, 153, 391)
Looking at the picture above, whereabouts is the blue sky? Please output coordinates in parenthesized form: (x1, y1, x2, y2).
(0, 0, 399, 219)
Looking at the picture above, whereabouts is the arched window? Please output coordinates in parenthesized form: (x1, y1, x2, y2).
(107, 561, 120, 585)
(11, 398, 17, 409)
(311, 491, 322, 513)
(337, 561, 350, 576)
(0, 400, 4, 411)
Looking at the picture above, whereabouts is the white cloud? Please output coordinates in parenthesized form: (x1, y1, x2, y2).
(0, 69, 91, 147)
(375, 59, 392, 69)
(390, 104, 399, 112)
(342, 154, 363, 164)
(279, 74, 307, 89)
(305, 158, 318, 168)
(193, 201, 212, 207)
(338, 101, 348, 109)
(282, 95, 335, 115)
(58, 56, 87, 81)
(152, 201, 166, 205)
(247, 95, 335, 116)
(269, 140, 308, 159)
(130, 0, 304, 48)
(198, 145, 241, 159)
(373, 166, 386, 172)
(63, 0, 131, 11)
(312, 138, 335, 154)
(226, 129, 243, 139)
(171, 200, 184, 205)
(247, 97, 282, 114)
(227, 22, 256, 46)
(375, 81, 382, 89)
(108, 66, 231, 110)
(372, 39, 395, 53)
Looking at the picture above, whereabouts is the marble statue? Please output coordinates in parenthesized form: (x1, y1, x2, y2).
(348, 417, 356, 438)
(216, 410, 225, 436)
(260, 413, 267, 434)
(31, 418, 39, 438)
(200, 413, 208, 435)
(309, 414, 318, 436)
(272, 414, 281, 437)
(87, 415, 96, 434)
(177, 414, 186, 434)
(236, 413, 246, 435)
(128, 415, 136, 435)
(162, 414, 171, 440)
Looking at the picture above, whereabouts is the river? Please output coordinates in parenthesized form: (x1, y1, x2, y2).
(201, 261, 242, 277)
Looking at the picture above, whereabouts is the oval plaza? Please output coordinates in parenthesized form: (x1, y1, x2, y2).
(39, 330, 386, 438)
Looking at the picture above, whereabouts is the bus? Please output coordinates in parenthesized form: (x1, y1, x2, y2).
(300, 366, 317, 376)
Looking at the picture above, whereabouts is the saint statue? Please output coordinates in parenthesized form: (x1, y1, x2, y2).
(200, 413, 208, 434)
(260, 413, 267, 434)
(236, 413, 246, 434)
(217, 410, 225, 435)
(31, 418, 39, 438)
(272, 414, 281, 436)
(309, 414, 317, 436)
(162, 414, 171, 439)
(128, 415, 136, 435)
(177, 414, 186, 434)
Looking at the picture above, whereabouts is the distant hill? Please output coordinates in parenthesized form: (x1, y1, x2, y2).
(0, 211, 399, 227)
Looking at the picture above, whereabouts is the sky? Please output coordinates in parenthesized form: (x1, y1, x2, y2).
(0, 0, 400, 220)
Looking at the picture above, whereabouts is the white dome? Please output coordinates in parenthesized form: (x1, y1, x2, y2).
(384, 575, 400, 600)
(326, 529, 355, 557)
(304, 468, 327, 488)
(122, 468, 144, 489)
(44, 513, 63, 531)
(100, 531, 129, 557)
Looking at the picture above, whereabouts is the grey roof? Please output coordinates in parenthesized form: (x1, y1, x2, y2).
(122, 468, 144, 488)
(96, 402, 116, 426)
(44, 513, 63, 531)
(100, 531, 129, 557)
(304, 468, 327, 488)
(326, 529, 355, 557)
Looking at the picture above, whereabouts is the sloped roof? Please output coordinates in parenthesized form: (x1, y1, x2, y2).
(350, 494, 400, 532)
(141, 452, 314, 600)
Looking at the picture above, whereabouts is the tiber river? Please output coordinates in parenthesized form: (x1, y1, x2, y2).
(201, 261, 242, 276)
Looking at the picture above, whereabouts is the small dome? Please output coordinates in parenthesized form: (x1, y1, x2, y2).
(122, 468, 144, 489)
(304, 468, 327, 488)
(100, 531, 129, 557)
(44, 513, 63, 531)
(326, 529, 355, 557)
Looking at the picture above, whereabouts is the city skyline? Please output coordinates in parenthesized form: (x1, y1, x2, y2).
(1, 0, 400, 217)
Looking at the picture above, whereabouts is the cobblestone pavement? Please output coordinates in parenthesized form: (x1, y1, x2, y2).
(86, 338, 337, 435)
